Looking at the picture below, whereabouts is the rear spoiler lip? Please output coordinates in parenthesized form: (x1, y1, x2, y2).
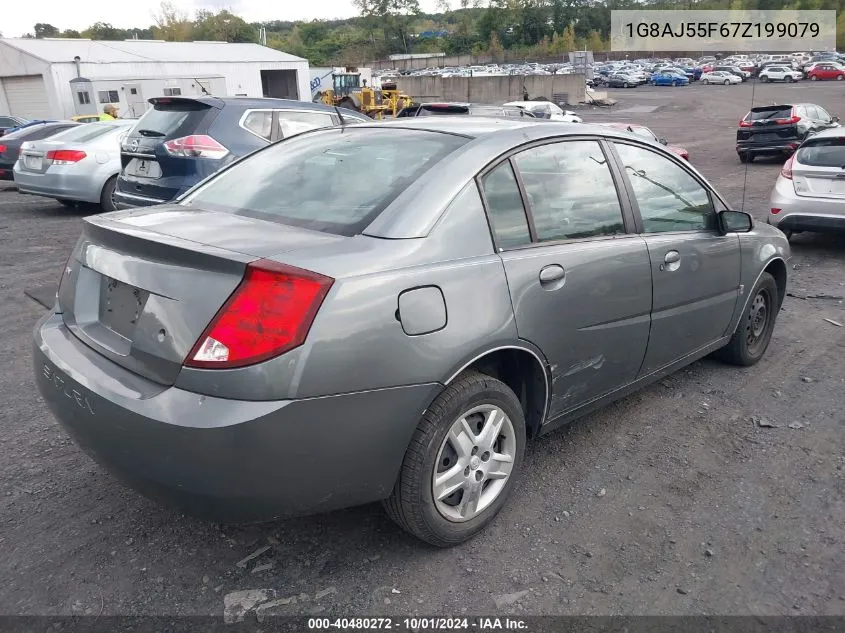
(147, 96, 224, 109)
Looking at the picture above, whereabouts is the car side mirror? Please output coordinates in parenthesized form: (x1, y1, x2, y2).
(659, 137, 668, 145)
(832, 115, 840, 122)
(718, 210, 753, 234)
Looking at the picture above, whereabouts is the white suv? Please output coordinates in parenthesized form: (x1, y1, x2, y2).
(760, 66, 802, 82)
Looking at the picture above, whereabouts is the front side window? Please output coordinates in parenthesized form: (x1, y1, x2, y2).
(614, 143, 716, 233)
(513, 140, 625, 241)
(183, 128, 467, 236)
(480, 161, 531, 249)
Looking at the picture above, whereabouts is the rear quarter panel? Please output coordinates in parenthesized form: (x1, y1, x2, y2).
(174, 183, 522, 401)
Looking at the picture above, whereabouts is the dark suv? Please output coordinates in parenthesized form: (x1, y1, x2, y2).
(736, 103, 840, 163)
(115, 97, 369, 208)
(396, 102, 536, 118)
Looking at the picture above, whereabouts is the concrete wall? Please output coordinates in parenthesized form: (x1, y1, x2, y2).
(396, 74, 586, 106)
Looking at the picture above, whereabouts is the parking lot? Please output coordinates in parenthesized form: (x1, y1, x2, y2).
(2, 79, 844, 619)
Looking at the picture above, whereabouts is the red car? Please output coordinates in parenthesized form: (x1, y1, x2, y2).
(596, 123, 690, 160)
(807, 63, 845, 81)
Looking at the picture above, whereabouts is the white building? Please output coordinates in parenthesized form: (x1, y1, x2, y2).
(0, 38, 310, 120)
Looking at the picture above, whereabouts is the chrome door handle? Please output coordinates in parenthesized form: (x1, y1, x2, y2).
(539, 264, 565, 284)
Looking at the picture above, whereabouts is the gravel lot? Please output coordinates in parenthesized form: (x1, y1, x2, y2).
(1, 80, 844, 619)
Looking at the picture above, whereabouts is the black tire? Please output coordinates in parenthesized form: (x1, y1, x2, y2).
(787, 76, 794, 83)
(55, 199, 76, 208)
(761, 75, 769, 82)
(623, 82, 629, 88)
(702, 79, 709, 85)
(837, 75, 844, 81)
(714, 272, 779, 366)
(782, 229, 794, 240)
(383, 371, 526, 547)
(738, 152, 751, 163)
(810, 75, 818, 81)
(724, 80, 730, 85)
(99, 175, 118, 212)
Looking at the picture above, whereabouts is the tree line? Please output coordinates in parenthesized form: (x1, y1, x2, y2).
(12, 0, 845, 67)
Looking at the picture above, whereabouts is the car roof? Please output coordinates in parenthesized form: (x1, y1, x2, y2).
(357, 116, 540, 137)
(147, 95, 343, 114)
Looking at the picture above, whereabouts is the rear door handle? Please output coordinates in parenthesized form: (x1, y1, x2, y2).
(660, 250, 681, 271)
(539, 264, 566, 284)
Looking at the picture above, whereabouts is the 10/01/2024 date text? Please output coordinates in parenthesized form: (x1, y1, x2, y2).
(307, 617, 529, 630)
(625, 22, 820, 38)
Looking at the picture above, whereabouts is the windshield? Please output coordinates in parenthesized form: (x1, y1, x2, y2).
(796, 137, 845, 167)
(182, 128, 468, 236)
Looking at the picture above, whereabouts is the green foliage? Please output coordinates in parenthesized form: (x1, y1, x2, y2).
(24, 0, 845, 66)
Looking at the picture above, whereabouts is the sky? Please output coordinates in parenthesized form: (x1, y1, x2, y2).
(1, 0, 442, 38)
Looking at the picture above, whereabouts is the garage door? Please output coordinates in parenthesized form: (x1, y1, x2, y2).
(2, 75, 51, 119)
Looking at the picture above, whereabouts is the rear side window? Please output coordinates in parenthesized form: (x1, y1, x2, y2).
(242, 110, 272, 140)
(276, 110, 335, 138)
(796, 137, 845, 167)
(513, 141, 625, 241)
(130, 101, 211, 138)
(182, 128, 467, 236)
(480, 162, 531, 249)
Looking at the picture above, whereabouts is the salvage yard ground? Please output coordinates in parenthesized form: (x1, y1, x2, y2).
(1, 80, 844, 618)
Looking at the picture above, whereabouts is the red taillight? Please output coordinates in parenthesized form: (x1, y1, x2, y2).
(46, 149, 87, 164)
(0, 144, 7, 153)
(185, 260, 334, 369)
(773, 116, 801, 125)
(781, 154, 795, 179)
(163, 134, 229, 160)
(771, 208, 782, 215)
(739, 119, 753, 127)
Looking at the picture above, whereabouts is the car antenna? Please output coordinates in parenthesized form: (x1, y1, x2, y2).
(740, 71, 758, 214)
(194, 79, 211, 96)
(334, 106, 347, 126)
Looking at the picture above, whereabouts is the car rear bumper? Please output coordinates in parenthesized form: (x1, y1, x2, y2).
(34, 311, 440, 522)
(13, 166, 103, 203)
(768, 178, 845, 233)
(736, 140, 800, 155)
(113, 189, 169, 209)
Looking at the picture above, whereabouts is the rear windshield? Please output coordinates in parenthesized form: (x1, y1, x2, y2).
(746, 106, 793, 121)
(50, 123, 123, 144)
(182, 128, 469, 236)
(796, 137, 845, 167)
(129, 101, 211, 138)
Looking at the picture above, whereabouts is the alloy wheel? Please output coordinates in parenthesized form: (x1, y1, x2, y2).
(432, 404, 517, 523)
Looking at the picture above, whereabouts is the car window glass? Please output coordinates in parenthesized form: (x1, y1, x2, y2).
(614, 143, 716, 233)
(480, 161, 531, 249)
(815, 106, 831, 122)
(796, 137, 845, 167)
(183, 128, 467, 237)
(0, 117, 15, 127)
(242, 110, 272, 140)
(804, 105, 820, 120)
(277, 111, 335, 138)
(513, 141, 625, 241)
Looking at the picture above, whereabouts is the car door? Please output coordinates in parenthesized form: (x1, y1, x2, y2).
(801, 105, 826, 136)
(479, 139, 652, 417)
(814, 105, 839, 130)
(609, 141, 741, 375)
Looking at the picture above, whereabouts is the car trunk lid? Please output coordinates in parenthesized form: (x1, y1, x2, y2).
(792, 136, 845, 199)
(58, 206, 344, 385)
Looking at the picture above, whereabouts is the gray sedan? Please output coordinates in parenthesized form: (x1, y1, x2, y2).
(33, 118, 790, 546)
(14, 120, 134, 211)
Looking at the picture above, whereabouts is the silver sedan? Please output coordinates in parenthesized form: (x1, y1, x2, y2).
(14, 120, 134, 211)
(768, 127, 845, 239)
